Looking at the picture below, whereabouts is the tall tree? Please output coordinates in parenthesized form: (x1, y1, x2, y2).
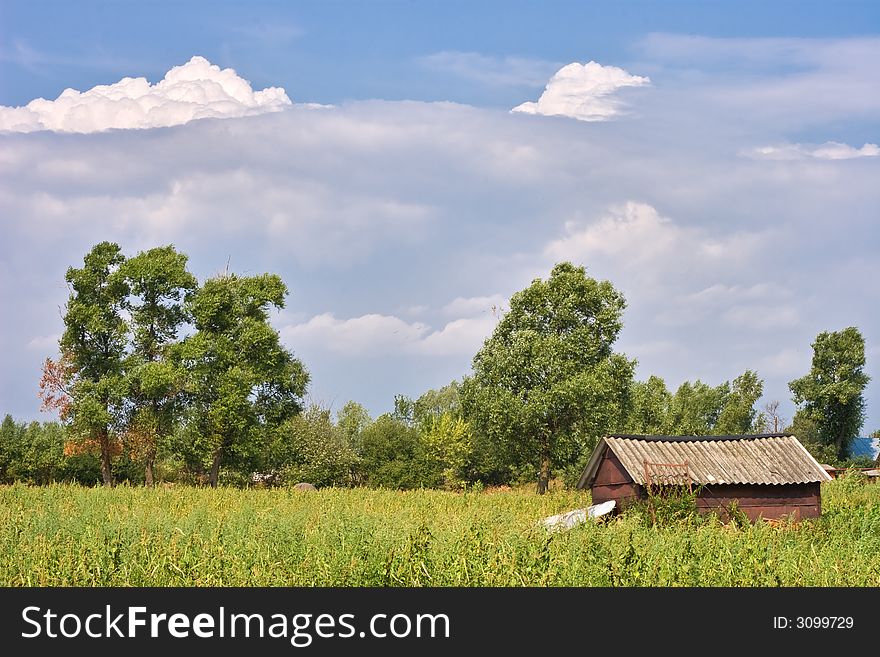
(119, 246, 197, 485)
(461, 262, 634, 494)
(44, 242, 129, 485)
(177, 272, 309, 486)
(789, 327, 870, 460)
(714, 370, 764, 434)
(625, 376, 672, 434)
(628, 371, 764, 436)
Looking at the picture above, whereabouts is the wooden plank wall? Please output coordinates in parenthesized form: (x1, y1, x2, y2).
(590, 449, 823, 520)
(590, 450, 640, 504)
(695, 482, 822, 521)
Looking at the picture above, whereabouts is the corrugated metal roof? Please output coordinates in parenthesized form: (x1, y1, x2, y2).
(606, 435, 830, 485)
(578, 434, 832, 489)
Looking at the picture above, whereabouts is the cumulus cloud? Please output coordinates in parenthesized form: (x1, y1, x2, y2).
(544, 202, 762, 273)
(747, 141, 880, 160)
(511, 61, 649, 121)
(0, 55, 292, 133)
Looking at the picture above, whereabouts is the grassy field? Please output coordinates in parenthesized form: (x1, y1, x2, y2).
(2, 477, 879, 586)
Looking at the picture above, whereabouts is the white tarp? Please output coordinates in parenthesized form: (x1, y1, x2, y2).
(541, 500, 616, 531)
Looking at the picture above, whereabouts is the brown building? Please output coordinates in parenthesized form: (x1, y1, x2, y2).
(576, 434, 832, 521)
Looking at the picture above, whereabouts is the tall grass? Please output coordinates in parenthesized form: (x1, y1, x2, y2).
(1, 478, 878, 586)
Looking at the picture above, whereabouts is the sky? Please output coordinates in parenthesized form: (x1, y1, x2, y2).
(1, 1, 879, 433)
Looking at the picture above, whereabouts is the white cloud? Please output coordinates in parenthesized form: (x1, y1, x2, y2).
(280, 311, 497, 357)
(0, 56, 292, 133)
(511, 61, 650, 121)
(544, 202, 762, 272)
(281, 313, 430, 355)
(748, 142, 880, 160)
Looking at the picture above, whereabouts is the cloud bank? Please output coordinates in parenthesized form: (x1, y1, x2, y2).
(2, 35, 879, 428)
(0, 56, 291, 133)
(511, 61, 649, 121)
(748, 141, 880, 160)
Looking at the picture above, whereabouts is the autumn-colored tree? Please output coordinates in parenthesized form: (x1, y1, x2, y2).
(51, 242, 129, 485)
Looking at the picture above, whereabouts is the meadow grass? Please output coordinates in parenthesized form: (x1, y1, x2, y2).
(1, 477, 879, 586)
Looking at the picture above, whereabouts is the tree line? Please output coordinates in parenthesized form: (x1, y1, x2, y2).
(1, 249, 873, 490)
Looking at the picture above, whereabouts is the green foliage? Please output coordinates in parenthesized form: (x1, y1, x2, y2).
(119, 246, 197, 484)
(176, 273, 309, 485)
(2, 480, 880, 586)
(624, 370, 765, 437)
(635, 486, 701, 527)
(0, 415, 101, 485)
(789, 327, 870, 460)
(359, 414, 438, 489)
(269, 406, 360, 488)
(413, 381, 462, 423)
(420, 412, 474, 490)
(462, 262, 634, 493)
(336, 401, 371, 455)
(59, 242, 130, 484)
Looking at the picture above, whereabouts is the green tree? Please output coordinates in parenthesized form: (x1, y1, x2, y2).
(51, 242, 130, 485)
(0, 414, 25, 483)
(176, 272, 309, 486)
(624, 376, 672, 434)
(714, 370, 764, 434)
(413, 383, 473, 489)
(665, 380, 729, 435)
(414, 381, 463, 423)
(461, 262, 634, 494)
(336, 401, 372, 466)
(420, 412, 473, 489)
(789, 327, 870, 460)
(273, 405, 359, 487)
(359, 414, 436, 489)
(119, 246, 197, 485)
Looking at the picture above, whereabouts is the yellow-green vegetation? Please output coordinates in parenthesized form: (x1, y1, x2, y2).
(2, 476, 879, 586)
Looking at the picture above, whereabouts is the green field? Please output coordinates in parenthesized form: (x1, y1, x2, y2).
(2, 477, 880, 586)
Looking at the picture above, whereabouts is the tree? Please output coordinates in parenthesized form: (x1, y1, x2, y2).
(44, 242, 130, 485)
(413, 382, 473, 489)
(261, 405, 359, 487)
(624, 376, 672, 434)
(176, 272, 309, 486)
(759, 400, 786, 434)
(119, 246, 197, 485)
(629, 370, 764, 436)
(461, 262, 634, 494)
(336, 401, 372, 468)
(789, 327, 869, 460)
(714, 370, 764, 434)
(359, 414, 436, 489)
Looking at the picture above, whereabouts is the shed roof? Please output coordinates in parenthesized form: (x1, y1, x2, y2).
(576, 434, 832, 489)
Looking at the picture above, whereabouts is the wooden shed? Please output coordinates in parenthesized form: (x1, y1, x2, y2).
(576, 433, 832, 521)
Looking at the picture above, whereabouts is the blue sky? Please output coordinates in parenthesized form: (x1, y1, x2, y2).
(1, 1, 879, 433)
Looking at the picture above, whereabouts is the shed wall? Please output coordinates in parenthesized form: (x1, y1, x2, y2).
(588, 451, 823, 521)
(694, 482, 821, 521)
(590, 450, 639, 505)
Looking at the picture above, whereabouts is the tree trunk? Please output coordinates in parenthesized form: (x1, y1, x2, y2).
(835, 430, 847, 461)
(208, 448, 223, 488)
(536, 453, 551, 495)
(145, 451, 155, 487)
(98, 429, 114, 487)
